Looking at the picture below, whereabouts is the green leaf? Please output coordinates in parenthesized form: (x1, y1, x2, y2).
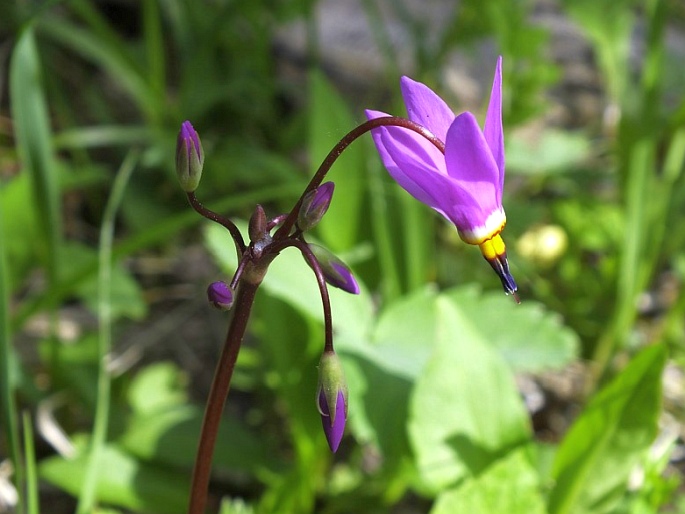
(370, 286, 439, 379)
(127, 362, 188, 415)
(121, 363, 278, 474)
(372, 285, 579, 377)
(340, 288, 441, 461)
(10, 26, 62, 281)
(0, 167, 23, 510)
(40, 438, 188, 514)
(340, 350, 415, 463)
(308, 70, 365, 252)
(445, 287, 580, 373)
(0, 172, 40, 285)
(548, 344, 667, 514)
(119, 405, 276, 474)
(431, 448, 546, 514)
(408, 296, 531, 493)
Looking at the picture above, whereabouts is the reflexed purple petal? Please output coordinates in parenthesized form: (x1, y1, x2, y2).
(400, 77, 455, 141)
(319, 390, 346, 453)
(483, 57, 505, 197)
(443, 112, 502, 231)
(366, 109, 446, 212)
(378, 126, 457, 219)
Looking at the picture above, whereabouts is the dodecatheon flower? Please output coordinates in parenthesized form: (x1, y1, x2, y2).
(207, 281, 234, 311)
(307, 244, 360, 295)
(297, 182, 335, 232)
(176, 120, 205, 192)
(366, 57, 519, 300)
(317, 350, 348, 453)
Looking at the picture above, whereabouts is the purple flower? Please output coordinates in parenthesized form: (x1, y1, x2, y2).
(176, 120, 204, 192)
(366, 57, 518, 297)
(317, 351, 348, 453)
(207, 281, 234, 310)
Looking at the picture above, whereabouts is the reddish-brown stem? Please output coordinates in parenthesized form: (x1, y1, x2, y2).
(273, 116, 445, 241)
(275, 238, 334, 353)
(187, 281, 260, 514)
(187, 192, 247, 255)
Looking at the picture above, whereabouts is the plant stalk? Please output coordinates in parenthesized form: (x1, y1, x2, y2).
(187, 280, 260, 514)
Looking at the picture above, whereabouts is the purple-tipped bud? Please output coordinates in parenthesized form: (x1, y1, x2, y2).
(307, 245, 360, 295)
(297, 182, 335, 231)
(316, 351, 348, 453)
(207, 281, 234, 310)
(176, 120, 204, 192)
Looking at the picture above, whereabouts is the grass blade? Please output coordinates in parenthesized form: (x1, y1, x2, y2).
(23, 412, 39, 514)
(0, 170, 24, 513)
(76, 150, 139, 514)
(9, 25, 62, 283)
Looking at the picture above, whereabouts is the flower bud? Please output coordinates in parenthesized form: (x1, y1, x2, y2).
(297, 182, 335, 231)
(307, 244, 360, 295)
(316, 350, 348, 453)
(249, 204, 268, 243)
(176, 120, 204, 192)
(207, 281, 234, 310)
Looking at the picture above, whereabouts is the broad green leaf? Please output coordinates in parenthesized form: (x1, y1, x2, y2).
(119, 405, 276, 474)
(445, 287, 579, 373)
(409, 296, 531, 493)
(127, 362, 187, 414)
(122, 363, 278, 474)
(340, 350, 415, 463)
(548, 344, 666, 514)
(372, 285, 578, 376)
(308, 70, 365, 252)
(431, 448, 546, 514)
(371, 286, 439, 378)
(40, 438, 188, 514)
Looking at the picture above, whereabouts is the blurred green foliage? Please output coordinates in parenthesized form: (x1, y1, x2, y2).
(1, 0, 684, 513)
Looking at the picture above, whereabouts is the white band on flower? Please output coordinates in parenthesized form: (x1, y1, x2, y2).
(458, 208, 507, 245)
